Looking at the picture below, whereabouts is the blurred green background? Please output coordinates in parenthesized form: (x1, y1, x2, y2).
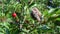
(0, 0, 60, 34)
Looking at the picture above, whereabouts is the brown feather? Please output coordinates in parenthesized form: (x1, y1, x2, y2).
(31, 7, 42, 22)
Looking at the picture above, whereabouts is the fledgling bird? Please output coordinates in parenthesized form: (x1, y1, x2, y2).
(31, 7, 42, 22)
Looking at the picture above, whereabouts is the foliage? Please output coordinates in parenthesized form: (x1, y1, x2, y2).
(0, 0, 60, 34)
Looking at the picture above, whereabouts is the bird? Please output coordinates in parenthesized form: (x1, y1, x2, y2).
(31, 7, 42, 22)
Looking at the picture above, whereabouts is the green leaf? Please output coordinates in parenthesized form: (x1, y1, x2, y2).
(56, 18, 60, 21)
(43, 9, 48, 16)
(5, 28, 10, 34)
(56, 9, 60, 14)
(0, 32, 4, 34)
